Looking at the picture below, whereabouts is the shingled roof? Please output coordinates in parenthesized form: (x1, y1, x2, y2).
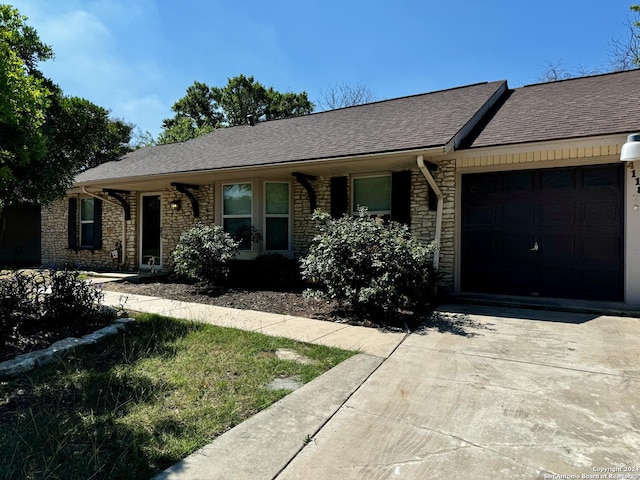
(75, 80, 507, 184)
(465, 69, 640, 149)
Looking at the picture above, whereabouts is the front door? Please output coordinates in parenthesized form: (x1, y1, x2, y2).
(461, 165, 624, 301)
(140, 194, 161, 270)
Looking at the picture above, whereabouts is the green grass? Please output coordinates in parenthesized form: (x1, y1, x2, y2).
(0, 314, 356, 479)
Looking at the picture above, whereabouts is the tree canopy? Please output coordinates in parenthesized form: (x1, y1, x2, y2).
(159, 74, 314, 144)
(0, 5, 132, 211)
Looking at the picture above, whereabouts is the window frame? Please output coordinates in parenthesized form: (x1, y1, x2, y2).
(216, 179, 294, 258)
(351, 173, 392, 216)
(79, 197, 95, 247)
(221, 182, 254, 251)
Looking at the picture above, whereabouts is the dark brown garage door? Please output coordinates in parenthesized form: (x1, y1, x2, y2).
(461, 165, 624, 301)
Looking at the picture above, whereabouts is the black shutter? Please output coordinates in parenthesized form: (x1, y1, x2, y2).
(391, 171, 411, 225)
(93, 199, 103, 250)
(68, 198, 77, 249)
(330, 176, 348, 218)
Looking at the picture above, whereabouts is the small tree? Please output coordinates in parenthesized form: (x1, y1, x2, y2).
(172, 223, 240, 288)
(300, 208, 436, 319)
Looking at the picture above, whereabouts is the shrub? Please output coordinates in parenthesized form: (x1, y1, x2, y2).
(42, 267, 104, 325)
(300, 208, 437, 318)
(0, 268, 105, 329)
(0, 270, 45, 329)
(171, 223, 240, 288)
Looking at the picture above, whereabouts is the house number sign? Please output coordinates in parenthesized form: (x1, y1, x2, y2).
(633, 169, 640, 194)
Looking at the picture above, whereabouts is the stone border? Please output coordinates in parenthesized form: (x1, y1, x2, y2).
(0, 318, 135, 379)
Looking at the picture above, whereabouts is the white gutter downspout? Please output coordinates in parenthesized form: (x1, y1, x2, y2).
(81, 187, 127, 269)
(417, 155, 443, 271)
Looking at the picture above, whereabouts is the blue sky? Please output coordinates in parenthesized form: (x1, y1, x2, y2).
(9, 0, 636, 139)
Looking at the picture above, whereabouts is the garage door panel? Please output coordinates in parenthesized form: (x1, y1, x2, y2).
(465, 206, 496, 226)
(580, 236, 621, 260)
(501, 201, 534, 225)
(539, 235, 575, 258)
(580, 201, 620, 226)
(538, 200, 576, 225)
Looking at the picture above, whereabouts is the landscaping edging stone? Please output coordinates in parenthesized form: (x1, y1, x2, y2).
(0, 318, 136, 379)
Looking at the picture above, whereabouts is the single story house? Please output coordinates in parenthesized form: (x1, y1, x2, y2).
(42, 69, 640, 304)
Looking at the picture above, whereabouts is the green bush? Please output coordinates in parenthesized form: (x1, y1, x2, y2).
(0, 270, 44, 329)
(0, 268, 104, 329)
(43, 268, 104, 325)
(300, 208, 437, 318)
(171, 223, 240, 288)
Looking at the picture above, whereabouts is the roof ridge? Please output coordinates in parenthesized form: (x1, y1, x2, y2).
(520, 68, 640, 89)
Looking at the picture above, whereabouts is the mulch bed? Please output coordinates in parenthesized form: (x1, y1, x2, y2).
(101, 280, 389, 327)
(0, 315, 116, 364)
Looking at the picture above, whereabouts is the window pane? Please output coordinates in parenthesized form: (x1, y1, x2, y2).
(266, 217, 288, 250)
(81, 198, 94, 220)
(224, 218, 252, 250)
(266, 183, 289, 214)
(81, 223, 94, 246)
(223, 184, 252, 215)
(354, 176, 391, 212)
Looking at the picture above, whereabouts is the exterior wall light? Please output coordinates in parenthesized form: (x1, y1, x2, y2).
(170, 199, 181, 211)
(621, 134, 640, 166)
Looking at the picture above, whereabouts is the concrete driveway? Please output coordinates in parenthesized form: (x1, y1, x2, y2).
(277, 304, 640, 479)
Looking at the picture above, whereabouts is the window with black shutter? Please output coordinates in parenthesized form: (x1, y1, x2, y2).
(67, 197, 103, 251)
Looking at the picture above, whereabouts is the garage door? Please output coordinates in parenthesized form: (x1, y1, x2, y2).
(461, 165, 624, 301)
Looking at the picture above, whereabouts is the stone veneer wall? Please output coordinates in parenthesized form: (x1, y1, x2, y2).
(293, 175, 340, 257)
(42, 194, 136, 271)
(433, 159, 455, 289)
(161, 185, 214, 270)
(42, 185, 215, 272)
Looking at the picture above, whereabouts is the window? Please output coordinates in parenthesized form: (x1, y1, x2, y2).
(352, 175, 391, 215)
(264, 182, 290, 251)
(222, 183, 253, 250)
(80, 198, 95, 246)
(68, 197, 102, 251)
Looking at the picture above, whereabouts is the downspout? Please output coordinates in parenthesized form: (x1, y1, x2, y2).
(81, 187, 127, 269)
(416, 155, 443, 271)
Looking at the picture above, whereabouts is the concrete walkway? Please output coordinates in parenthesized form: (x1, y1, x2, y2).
(101, 292, 640, 479)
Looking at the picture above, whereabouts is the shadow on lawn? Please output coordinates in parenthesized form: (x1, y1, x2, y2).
(0, 316, 196, 480)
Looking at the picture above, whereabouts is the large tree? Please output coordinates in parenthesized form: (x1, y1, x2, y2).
(0, 5, 132, 213)
(159, 74, 314, 144)
(0, 5, 52, 208)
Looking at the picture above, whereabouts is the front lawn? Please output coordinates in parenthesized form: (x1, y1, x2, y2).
(0, 314, 355, 479)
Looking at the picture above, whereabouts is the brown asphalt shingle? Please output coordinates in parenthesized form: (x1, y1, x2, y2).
(75, 81, 506, 184)
(466, 69, 640, 148)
